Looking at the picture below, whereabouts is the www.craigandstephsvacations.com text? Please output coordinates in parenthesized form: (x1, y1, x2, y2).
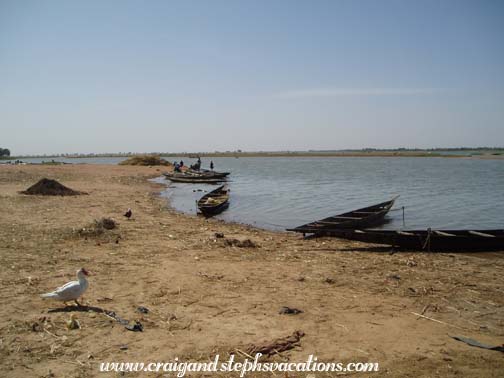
(99, 354, 379, 376)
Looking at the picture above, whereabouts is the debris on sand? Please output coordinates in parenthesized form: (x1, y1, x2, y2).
(20, 178, 82, 196)
(245, 330, 305, 356)
(450, 335, 504, 352)
(279, 306, 303, 315)
(119, 155, 171, 166)
(49, 305, 145, 332)
(406, 259, 418, 267)
(66, 314, 80, 330)
(214, 232, 225, 239)
(77, 218, 118, 238)
(224, 238, 258, 248)
(136, 306, 149, 314)
(31, 321, 43, 332)
(96, 217, 117, 230)
(125, 320, 144, 332)
(198, 272, 224, 280)
(31, 316, 49, 332)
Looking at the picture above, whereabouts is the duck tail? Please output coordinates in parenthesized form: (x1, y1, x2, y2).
(41, 292, 57, 299)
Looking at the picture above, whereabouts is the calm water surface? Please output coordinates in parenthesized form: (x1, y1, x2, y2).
(158, 157, 504, 231)
(6, 156, 503, 231)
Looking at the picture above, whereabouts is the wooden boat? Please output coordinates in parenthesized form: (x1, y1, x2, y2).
(165, 175, 226, 184)
(186, 169, 230, 178)
(287, 196, 399, 234)
(163, 171, 227, 183)
(320, 228, 504, 252)
(197, 185, 229, 216)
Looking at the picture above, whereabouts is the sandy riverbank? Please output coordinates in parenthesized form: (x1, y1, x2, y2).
(0, 164, 503, 377)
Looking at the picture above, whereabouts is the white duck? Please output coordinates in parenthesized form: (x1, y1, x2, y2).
(41, 268, 90, 306)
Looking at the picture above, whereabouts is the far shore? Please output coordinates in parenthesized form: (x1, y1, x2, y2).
(3, 149, 504, 160)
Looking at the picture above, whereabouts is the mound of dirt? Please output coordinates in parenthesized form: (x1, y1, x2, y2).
(21, 178, 82, 196)
(119, 155, 171, 166)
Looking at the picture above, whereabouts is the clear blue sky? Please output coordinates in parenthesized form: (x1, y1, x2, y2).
(1, 0, 503, 155)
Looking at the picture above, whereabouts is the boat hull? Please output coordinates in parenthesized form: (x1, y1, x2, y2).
(163, 172, 228, 184)
(323, 229, 504, 252)
(199, 201, 229, 216)
(287, 196, 398, 234)
(197, 185, 230, 217)
(186, 169, 230, 178)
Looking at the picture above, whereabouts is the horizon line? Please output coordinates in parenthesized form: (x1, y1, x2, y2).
(4, 147, 504, 158)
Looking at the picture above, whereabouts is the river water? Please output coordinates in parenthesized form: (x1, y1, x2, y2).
(158, 156, 504, 231)
(5, 156, 503, 231)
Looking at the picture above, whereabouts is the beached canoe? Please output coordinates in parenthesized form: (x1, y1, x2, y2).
(287, 196, 398, 234)
(163, 172, 227, 183)
(185, 169, 230, 178)
(165, 175, 226, 184)
(197, 185, 229, 216)
(320, 228, 504, 252)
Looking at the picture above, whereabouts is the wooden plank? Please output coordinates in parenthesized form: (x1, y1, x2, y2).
(397, 231, 415, 236)
(434, 231, 456, 237)
(468, 230, 496, 238)
(331, 216, 363, 220)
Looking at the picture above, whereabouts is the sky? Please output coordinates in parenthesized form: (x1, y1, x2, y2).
(0, 0, 503, 155)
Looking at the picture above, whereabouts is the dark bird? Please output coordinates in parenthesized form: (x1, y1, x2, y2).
(124, 208, 132, 219)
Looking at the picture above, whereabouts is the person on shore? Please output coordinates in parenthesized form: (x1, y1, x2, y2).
(210, 161, 214, 170)
(179, 160, 184, 167)
(174, 162, 181, 172)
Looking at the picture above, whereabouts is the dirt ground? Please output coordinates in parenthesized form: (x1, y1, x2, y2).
(0, 164, 503, 378)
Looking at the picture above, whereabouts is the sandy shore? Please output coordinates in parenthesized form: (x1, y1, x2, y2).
(0, 164, 503, 377)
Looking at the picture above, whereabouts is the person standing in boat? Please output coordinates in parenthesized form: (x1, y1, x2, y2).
(210, 161, 214, 170)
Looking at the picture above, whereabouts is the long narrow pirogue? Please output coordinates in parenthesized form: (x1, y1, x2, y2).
(320, 228, 504, 252)
(165, 175, 226, 184)
(186, 169, 230, 178)
(287, 196, 398, 235)
(197, 185, 230, 216)
(163, 172, 227, 184)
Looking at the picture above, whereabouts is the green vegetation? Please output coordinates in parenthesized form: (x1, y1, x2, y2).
(118, 155, 171, 166)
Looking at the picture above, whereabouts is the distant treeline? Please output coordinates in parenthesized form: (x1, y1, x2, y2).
(7, 147, 504, 159)
(0, 148, 11, 157)
(310, 147, 504, 152)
